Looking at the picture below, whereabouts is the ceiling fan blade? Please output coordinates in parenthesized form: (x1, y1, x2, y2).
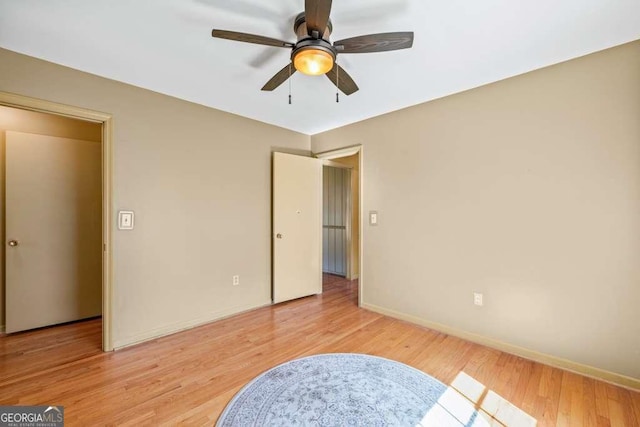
(211, 30, 294, 48)
(262, 63, 296, 91)
(325, 64, 359, 96)
(305, 0, 333, 36)
(249, 20, 295, 68)
(334, 32, 414, 54)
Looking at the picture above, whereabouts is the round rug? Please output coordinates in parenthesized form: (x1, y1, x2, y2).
(216, 353, 447, 426)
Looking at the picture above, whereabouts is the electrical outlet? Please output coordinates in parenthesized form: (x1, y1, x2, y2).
(232, 275, 240, 286)
(474, 292, 483, 306)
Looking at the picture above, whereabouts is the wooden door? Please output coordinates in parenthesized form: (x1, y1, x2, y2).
(5, 131, 102, 333)
(272, 152, 322, 304)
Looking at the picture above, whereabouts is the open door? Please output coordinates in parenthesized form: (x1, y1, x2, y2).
(272, 152, 322, 304)
(5, 131, 102, 333)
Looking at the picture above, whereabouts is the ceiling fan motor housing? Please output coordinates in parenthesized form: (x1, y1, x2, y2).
(294, 12, 332, 41)
(291, 11, 337, 74)
(291, 39, 337, 64)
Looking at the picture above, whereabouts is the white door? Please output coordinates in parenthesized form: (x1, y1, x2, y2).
(5, 131, 102, 333)
(273, 152, 322, 304)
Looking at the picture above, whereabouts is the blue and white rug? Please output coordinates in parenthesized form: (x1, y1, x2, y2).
(216, 353, 449, 426)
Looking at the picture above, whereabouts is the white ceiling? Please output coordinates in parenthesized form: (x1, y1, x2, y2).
(1, 1, 639, 135)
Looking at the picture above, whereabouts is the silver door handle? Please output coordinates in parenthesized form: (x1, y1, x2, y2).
(7, 240, 19, 247)
(276, 233, 283, 239)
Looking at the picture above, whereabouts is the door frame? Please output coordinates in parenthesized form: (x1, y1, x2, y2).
(314, 145, 363, 307)
(0, 91, 114, 351)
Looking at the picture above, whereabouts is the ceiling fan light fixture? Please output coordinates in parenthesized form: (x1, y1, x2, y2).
(293, 48, 334, 76)
(211, 1, 414, 95)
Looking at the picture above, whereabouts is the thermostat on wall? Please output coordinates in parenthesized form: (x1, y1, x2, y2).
(118, 210, 135, 230)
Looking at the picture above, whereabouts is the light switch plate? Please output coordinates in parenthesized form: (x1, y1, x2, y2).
(118, 210, 135, 230)
(369, 211, 378, 226)
(474, 292, 483, 306)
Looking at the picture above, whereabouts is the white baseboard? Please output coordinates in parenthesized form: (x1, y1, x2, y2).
(113, 300, 272, 350)
(362, 302, 640, 391)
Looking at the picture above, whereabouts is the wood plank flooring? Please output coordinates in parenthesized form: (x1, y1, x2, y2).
(1, 274, 638, 426)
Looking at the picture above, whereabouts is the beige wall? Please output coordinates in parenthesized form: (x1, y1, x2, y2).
(332, 154, 360, 279)
(0, 48, 309, 347)
(312, 41, 640, 380)
(0, 107, 102, 330)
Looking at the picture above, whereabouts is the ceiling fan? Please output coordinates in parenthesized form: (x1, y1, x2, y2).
(211, 0, 414, 96)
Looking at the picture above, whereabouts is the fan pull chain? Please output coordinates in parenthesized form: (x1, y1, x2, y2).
(336, 61, 340, 103)
(288, 63, 292, 105)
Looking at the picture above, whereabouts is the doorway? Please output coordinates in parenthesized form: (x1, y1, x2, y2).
(316, 146, 362, 305)
(271, 146, 363, 307)
(0, 92, 113, 351)
(322, 164, 350, 277)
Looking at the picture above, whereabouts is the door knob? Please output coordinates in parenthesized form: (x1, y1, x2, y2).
(8, 240, 19, 247)
(276, 233, 283, 239)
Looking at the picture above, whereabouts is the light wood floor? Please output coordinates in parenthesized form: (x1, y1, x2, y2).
(1, 275, 638, 426)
